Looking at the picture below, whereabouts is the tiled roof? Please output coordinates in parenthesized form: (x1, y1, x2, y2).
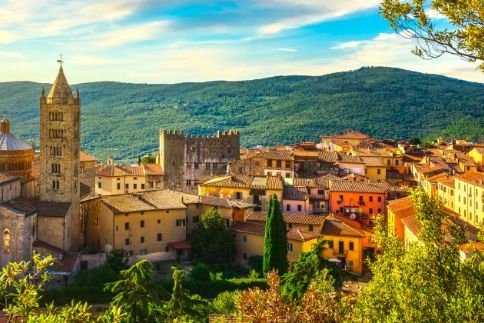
(318, 150, 338, 163)
(96, 164, 127, 177)
(80, 182, 93, 199)
(231, 221, 320, 241)
(329, 180, 390, 194)
(80, 150, 96, 162)
(351, 147, 393, 157)
(167, 240, 191, 250)
(255, 150, 294, 161)
(427, 172, 450, 182)
(455, 171, 484, 187)
(199, 195, 254, 209)
(283, 185, 309, 201)
(401, 215, 421, 236)
(361, 157, 385, 167)
(337, 154, 365, 164)
(246, 211, 325, 225)
(140, 190, 190, 210)
(96, 163, 164, 177)
(291, 150, 319, 158)
(2, 198, 71, 217)
(439, 177, 455, 188)
(321, 218, 365, 237)
(314, 174, 340, 189)
(0, 172, 20, 185)
(200, 175, 283, 190)
(387, 196, 414, 213)
(101, 194, 158, 214)
(343, 173, 368, 181)
(143, 163, 164, 175)
(327, 131, 370, 140)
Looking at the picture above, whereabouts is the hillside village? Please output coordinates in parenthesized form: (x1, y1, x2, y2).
(0, 65, 483, 286)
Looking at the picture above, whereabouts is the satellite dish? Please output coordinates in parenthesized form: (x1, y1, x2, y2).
(350, 213, 356, 220)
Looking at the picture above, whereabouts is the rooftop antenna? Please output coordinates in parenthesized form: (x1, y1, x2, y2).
(57, 54, 63, 67)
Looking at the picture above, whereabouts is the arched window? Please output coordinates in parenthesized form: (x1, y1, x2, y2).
(3, 229, 10, 253)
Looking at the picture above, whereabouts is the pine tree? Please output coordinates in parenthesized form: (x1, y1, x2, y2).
(263, 195, 288, 275)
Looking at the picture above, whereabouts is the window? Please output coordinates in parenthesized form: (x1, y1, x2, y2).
(378, 208, 382, 214)
(359, 196, 363, 201)
(369, 208, 373, 214)
(140, 220, 144, 228)
(339, 195, 343, 201)
(125, 184, 129, 189)
(377, 169, 381, 175)
(327, 240, 334, 248)
(297, 205, 302, 212)
(125, 222, 130, 230)
(338, 241, 344, 254)
(235, 192, 242, 200)
(377, 196, 382, 202)
(140, 236, 145, 243)
(395, 160, 399, 165)
(276, 160, 282, 168)
(286, 205, 291, 211)
(51, 163, 60, 173)
(133, 184, 137, 189)
(309, 225, 313, 232)
(193, 216, 200, 223)
(157, 219, 161, 224)
(117, 183, 121, 190)
(287, 243, 293, 252)
(369, 196, 373, 202)
(126, 251, 133, 257)
(125, 238, 130, 245)
(387, 160, 391, 165)
(349, 241, 354, 251)
(285, 161, 290, 168)
(243, 235, 247, 242)
(52, 180, 59, 190)
(288, 223, 293, 228)
(141, 184, 145, 190)
(318, 189, 324, 195)
(243, 253, 247, 259)
(176, 219, 186, 227)
(98, 182, 102, 189)
(157, 233, 162, 241)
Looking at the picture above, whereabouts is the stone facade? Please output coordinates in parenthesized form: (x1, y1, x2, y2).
(38, 66, 82, 251)
(159, 130, 240, 191)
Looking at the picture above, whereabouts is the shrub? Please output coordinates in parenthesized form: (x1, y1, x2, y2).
(190, 263, 211, 281)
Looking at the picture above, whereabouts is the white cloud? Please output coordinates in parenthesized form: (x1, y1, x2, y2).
(0, 30, 15, 44)
(331, 41, 365, 50)
(276, 48, 297, 52)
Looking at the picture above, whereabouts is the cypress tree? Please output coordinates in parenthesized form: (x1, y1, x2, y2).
(263, 194, 288, 275)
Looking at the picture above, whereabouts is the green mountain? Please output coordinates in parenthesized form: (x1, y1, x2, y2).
(0, 67, 482, 161)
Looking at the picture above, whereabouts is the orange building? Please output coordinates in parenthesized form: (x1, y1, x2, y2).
(329, 180, 390, 224)
(387, 196, 415, 240)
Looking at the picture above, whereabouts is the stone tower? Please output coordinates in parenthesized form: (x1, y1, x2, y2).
(38, 64, 81, 251)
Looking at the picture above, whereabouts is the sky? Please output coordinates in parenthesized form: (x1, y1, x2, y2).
(0, 0, 482, 84)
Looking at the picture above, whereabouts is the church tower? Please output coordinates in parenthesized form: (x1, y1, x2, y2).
(38, 62, 81, 251)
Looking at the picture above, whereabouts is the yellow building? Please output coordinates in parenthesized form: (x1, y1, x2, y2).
(198, 174, 283, 211)
(232, 221, 319, 266)
(95, 161, 163, 195)
(468, 147, 484, 169)
(320, 217, 365, 273)
(454, 171, 484, 226)
(362, 157, 387, 182)
(436, 176, 455, 210)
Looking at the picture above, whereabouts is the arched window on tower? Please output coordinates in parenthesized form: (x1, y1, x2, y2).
(3, 229, 10, 253)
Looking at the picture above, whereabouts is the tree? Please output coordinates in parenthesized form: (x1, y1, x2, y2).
(105, 249, 129, 273)
(189, 263, 211, 281)
(105, 260, 168, 322)
(263, 195, 288, 275)
(355, 189, 484, 321)
(380, 0, 484, 71)
(281, 241, 353, 301)
(408, 137, 421, 145)
(190, 208, 235, 264)
(164, 267, 212, 321)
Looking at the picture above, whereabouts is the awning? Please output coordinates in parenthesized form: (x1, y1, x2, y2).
(167, 241, 191, 250)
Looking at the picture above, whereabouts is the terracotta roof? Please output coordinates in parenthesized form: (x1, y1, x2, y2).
(291, 150, 319, 158)
(246, 211, 325, 225)
(96, 163, 163, 177)
(283, 185, 309, 201)
(33, 240, 66, 255)
(401, 215, 421, 236)
(387, 196, 414, 213)
(2, 198, 71, 217)
(200, 175, 283, 190)
(337, 154, 365, 164)
(79, 150, 96, 162)
(56, 252, 80, 273)
(427, 172, 450, 182)
(326, 131, 370, 140)
(231, 221, 320, 241)
(139, 190, 189, 210)
(351, 147, 393, 157)
(199, 195, 254, 209)
(142, 163, 164, 175)
(318, 150, 338, 163)
(459, 241, 484, 255)
(96, 164, 128, 177)
(321, 218, 365, 237)
(167, 240, 191, 250)
(329, 180, 390, 194)
(101, 194, 158, 214)
(343, 173, 368, 181)
(361, 157, 385, 167)
(314, 174, 340, 189)
(455, 171, 484, 187)
(255, 150, 294, 161)
(0, 172, 20, 185)
(439, 177, 455, 188)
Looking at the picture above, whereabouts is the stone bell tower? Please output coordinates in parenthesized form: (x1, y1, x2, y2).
(38, 61, 81, 251)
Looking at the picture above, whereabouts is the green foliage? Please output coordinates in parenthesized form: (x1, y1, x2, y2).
(139, 154, 156, 164)
(189, 263, 211, 281)
(212, 291, 241, 315)
(105, 260, 169, 322)
(248, 255, 263, 275)
(28, 301, 93, 323)
(380, 0, 484, 71)
(105, 249, 129, 273)
(73, 265, 118, 290)
(408, 137, 421, 145)
(263, 195, 288, 275)
(190, 208, 235, 264)
(1, 67, 482, 161)
(355, 189, 484, 321)
(281, 241, 354, 301)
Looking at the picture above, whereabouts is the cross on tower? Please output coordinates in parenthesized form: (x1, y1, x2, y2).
(57, 54, 63, 66)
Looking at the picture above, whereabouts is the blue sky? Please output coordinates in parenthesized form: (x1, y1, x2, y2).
(0, 0, 482, 83)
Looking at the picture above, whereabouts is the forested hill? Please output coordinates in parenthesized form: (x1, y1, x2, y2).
(0, 67, 482, 161)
